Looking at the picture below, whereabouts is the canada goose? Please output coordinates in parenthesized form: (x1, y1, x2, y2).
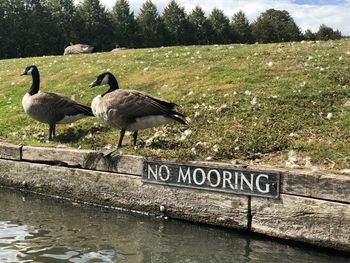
(21, 65, 94, 139)
(64, 43, 94, 55)
(90, 72, 187, 156)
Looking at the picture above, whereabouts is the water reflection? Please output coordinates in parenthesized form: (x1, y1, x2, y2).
(0, 188, 349, 263)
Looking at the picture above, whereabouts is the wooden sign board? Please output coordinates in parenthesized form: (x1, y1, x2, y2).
(143, 160, 280, 199)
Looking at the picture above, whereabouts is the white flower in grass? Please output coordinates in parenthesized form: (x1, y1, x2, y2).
(346, 51, 350, 55)
(224, 93, 229, 97)
(267, 61, 273, 67)
(206, 156, 213, 161)
(320, 67, 325, 72)
(244, 90, 251, 96)
(195, 142, 208, 149)
(183, 129, 192, 136)
(145, 137, 154, 146)
(233, 91, 237, 96)
(212, 144, 219, 152)
(326, 112, 333, 119)
(194, 112, 200, 118)
(216, 104, 228, 113)
(339, 56, 343, 61)
(250, 97, 257, 105)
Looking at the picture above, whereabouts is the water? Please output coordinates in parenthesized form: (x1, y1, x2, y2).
(0, 188, 348, 263)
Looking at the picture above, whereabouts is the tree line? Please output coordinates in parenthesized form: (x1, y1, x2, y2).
(0, 0, 343, 59)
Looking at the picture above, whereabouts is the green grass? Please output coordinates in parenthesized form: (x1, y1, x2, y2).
(0, 40, 349, 171)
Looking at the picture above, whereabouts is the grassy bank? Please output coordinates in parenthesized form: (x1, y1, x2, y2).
(0, 40, 349, 171)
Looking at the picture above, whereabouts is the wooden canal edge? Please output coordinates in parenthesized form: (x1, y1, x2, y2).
(0, 142, 349, 252)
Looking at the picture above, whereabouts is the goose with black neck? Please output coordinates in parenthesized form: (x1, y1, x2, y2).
(21, 65, 94, 139)
(90, 72, 187, 156)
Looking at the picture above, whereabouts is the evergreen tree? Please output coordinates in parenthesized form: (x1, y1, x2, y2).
(231, 10, 253, 44)
(303, 29, 316, 41)
(76, 0, 114, 51)
(316, 24, 342, 40)
(252, 9, 301, 43)
(162, 0, 191, 46)
(136, 0, 164, 47)
(0, 0, 26, 58)
(47, 0, 78, 54)
(188, 6, 211, 45)
(208, 8, 232, 44)
(112, 0, 136, 48)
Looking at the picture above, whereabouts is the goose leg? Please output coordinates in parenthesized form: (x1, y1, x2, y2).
(117, 128, 126, 148)
(48, 124, 55, 140)
(133, 131, 138, 148)
(52, 124, 56, 138)
(102, 128, 126, 157)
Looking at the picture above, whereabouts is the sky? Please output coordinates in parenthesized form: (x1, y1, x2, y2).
(76, 0, 350, 35)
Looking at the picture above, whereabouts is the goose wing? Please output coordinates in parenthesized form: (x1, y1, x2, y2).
(105, 90, 182, 119)
(34, 92, 92, 116)
(101, 90, 186, 128)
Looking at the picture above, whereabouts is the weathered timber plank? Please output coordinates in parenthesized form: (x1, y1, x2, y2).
(282, 171, 350, 203)
(0, 142, 21, 160)
(0, 159, 248, 229)
(22, 146, 92, 166)
(22, 146, 144, 176)
(82, 153, 144, 176)
(251, 194, 350, 252)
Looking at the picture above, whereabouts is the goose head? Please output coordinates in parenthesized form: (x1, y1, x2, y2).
(21, 65, 38, 76)
(90, 72, 119, 92)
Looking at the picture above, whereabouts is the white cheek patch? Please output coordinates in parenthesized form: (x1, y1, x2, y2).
(27, 67, 33, 75)
(101, 74, 109, 85)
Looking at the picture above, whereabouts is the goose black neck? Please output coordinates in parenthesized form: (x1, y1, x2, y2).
(102, 74, 119, 97)
(29, 68, 40, 95)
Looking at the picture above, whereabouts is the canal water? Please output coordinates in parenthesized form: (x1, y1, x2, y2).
(0, 188, 348, 263)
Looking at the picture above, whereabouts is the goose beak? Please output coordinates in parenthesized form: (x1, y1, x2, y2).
(90, 80, 99, 88)
(20, 70, 26, 76)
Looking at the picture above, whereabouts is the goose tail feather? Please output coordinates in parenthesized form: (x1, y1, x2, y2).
(169, 114, 187, 125)
(75, 104, 94, 116)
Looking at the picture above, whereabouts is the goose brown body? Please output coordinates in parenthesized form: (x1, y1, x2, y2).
(92, 89, 185, 131)
(90, 72, 186, 155)
(21, 65, 93, 139)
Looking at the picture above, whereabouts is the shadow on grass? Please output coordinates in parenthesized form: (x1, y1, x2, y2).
(55, 126, 110, 143)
